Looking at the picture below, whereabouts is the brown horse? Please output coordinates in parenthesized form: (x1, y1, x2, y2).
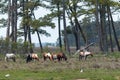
(52, 52, 67, 61)
(26, 53, 39, 63)
(79, 51, 93, 60)
(43, 52, 52, 61)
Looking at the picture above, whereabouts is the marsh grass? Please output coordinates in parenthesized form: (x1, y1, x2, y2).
(0, 53, 120, 80)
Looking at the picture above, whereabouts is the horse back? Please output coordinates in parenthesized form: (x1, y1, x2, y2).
(6, 53, 16, 57)
(31, 53, 38, 58)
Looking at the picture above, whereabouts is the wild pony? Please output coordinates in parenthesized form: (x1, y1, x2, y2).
(5, 53, 16, 62)
(52, 52, 67, 61)
(79, 51, 93, 60)
(26, 53, 39, 63)
(43, 52, 52, 61)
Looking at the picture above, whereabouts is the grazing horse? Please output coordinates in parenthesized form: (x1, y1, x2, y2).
(43, 52, 52, 61)
(79, 51, 93, 60)
(26, 53, 39, 63)
(55, 52, 67, 61)
(51, 53, 58, 61)
(5, 53, 16, 62)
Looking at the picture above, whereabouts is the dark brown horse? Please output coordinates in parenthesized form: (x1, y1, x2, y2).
(52, 52, 67, 61)
(43, 52, 52, 61)
(26, 53, 39, 63)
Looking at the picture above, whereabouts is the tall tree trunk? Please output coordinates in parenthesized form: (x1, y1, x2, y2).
(6, 0, 11, 40)
(62, 0, 70, 54)
(6, 0, 11, 53)
(99, 4, 108, 52)
(37, 31, 43, 53)
(66, 8, 80, 50)
(57, 3, 62, 52)
(73, 3, 81, 49)
(11, 0, 15, 42)
(74, 25, 80, 50)
(75, 17, 86, 44)
(24, 0, 28, 42)
(107, 6, 114, 52)
(25, 0, 33, 53)
(14, 0, 17, 42)
(95, 0, 102, 51)
(69, 5, 86, 45)
(28, 25, 33, 53)
(108, 6, 120, 51)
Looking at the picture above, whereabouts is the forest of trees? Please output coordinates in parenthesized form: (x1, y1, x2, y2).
(0, 0, 120, 54)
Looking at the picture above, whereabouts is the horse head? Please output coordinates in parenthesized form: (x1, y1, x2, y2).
(57, 52, 67, 61)
(26, 53, 39, 63)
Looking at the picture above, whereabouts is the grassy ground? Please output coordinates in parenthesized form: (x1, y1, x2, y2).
(0, 53, 120, 80)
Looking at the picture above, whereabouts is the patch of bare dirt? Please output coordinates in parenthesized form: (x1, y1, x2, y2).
(116, 76, 120, 80)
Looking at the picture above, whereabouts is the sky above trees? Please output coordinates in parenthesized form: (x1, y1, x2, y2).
(0, 7, 60, 43)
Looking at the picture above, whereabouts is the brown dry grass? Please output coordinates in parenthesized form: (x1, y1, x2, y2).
(0, 54, 120, 71)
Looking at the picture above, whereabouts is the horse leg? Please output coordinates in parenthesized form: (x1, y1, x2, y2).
(49, 57, 53, 61)
(91, 54, 93, 57)
(44, 57, 46, 61)
(13, 57, 16, 62)
(5, 57, 7, 62)
(36, 58, 39, 61)
(6, 58, 9, 62)
(79, 55, 82, 61)
(84, 55, 88, 60)
(58, 57, 60, 61)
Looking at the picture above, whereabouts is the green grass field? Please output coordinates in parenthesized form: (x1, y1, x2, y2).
(0, 53, 120, 80)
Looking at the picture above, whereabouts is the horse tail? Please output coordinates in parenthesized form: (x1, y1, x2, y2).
(63, 53, 67, 61)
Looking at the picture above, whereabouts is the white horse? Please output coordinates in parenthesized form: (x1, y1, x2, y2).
(79, 51, 93, 60)
(5, 53, 16, 62)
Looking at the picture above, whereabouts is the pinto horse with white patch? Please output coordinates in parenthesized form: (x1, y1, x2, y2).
(79, 51, 93, 60)
(26, 53, 39, 63)
(43, 52, 52, 61)
(5, 53, 16, 62)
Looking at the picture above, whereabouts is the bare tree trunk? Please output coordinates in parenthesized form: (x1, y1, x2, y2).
(28, 26, 33, 53)
(14, 0, 17, 42)
(11, 0, 15, 42)
(69, 4, 86, 45)
(6, 0, 11, 40)
(99, 4, 108, 52)
(63, 0, 70, 54)
(57, 3, 62, 52)
(74, 26, 80, 50)
(66, 8, 80, 50)
(75, 17, 86, 44)
(23, 0, 27, 42)
(108, 6, 120, 51)
(107, 5, 114, 52)
(37, 31, 43, 53)
(95, 0, 102, 51)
